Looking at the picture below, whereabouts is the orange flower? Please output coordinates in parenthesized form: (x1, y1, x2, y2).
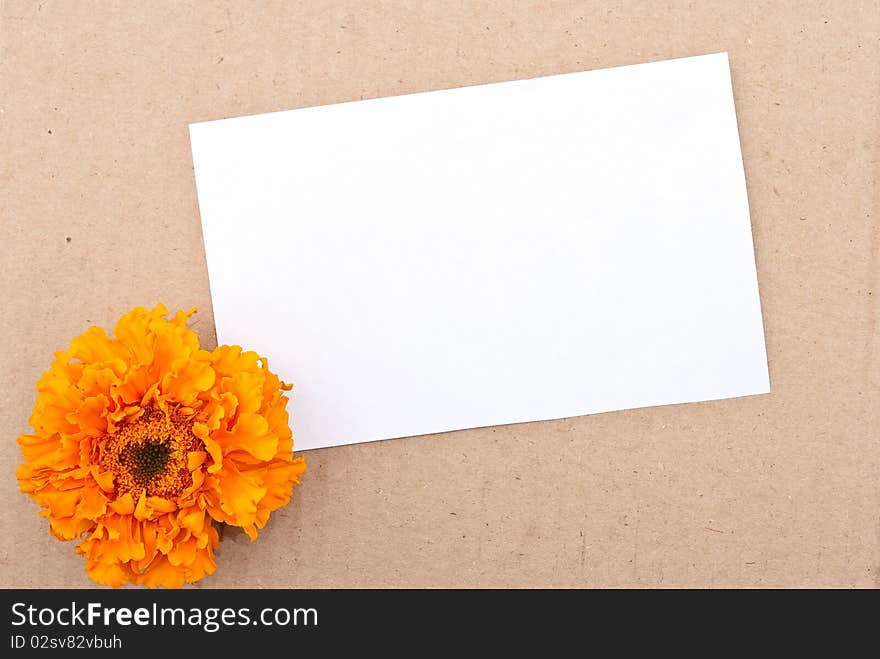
(17, 305, 306, 587)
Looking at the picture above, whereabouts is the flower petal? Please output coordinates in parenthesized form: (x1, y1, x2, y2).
(161, 355, 215, 406)
(212, 412, 277, 461)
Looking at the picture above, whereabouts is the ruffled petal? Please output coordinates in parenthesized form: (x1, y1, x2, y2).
(161, 354, 216, 406)
(212, 412, 277, 461)
(138, 555, 186, 588)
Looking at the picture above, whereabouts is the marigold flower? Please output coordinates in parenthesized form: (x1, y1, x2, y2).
(17, 305, 306, 587)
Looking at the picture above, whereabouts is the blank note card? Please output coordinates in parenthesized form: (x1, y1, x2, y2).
(189, 52, 769, 451)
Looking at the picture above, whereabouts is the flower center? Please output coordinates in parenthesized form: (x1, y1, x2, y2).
(100, 409, 202, 499)
(119, 440, 173, 485)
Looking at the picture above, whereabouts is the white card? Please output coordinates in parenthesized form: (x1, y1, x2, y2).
(190, 52, 769, 451)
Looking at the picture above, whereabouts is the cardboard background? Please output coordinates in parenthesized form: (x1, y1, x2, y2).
(1, 0, 877, 588)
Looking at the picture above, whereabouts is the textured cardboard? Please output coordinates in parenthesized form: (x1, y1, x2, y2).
(1, 1, 877, 588)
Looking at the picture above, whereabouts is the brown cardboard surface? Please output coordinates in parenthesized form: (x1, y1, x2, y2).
(1, 1, 877, 588)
